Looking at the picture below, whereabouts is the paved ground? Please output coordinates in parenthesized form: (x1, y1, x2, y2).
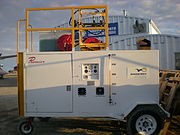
(0, 74, 179, 135)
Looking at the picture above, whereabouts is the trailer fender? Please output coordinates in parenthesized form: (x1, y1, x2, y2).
(123, 103, 170, 120)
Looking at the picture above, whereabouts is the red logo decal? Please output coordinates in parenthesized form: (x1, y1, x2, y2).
(28, 57, 45, 64)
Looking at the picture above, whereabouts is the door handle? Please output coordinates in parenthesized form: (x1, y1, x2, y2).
(66, 85, 71, 91)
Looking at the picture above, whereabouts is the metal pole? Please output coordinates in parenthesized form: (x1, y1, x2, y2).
(16, 19, 26, 63)
(71, 8, 75, 50)
(28, 25, 34, 52)
(25, 10, 29, 52)
(16, 21, 20, 54)
(105, 6, 109, 50)
(108, 54, 112, 104)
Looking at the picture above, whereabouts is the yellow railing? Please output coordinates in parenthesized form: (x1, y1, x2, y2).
(18, 5, 109, 52)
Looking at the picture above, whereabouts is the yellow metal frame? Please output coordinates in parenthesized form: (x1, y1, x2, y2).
(77, 6, 108, 50)
(23, 5, 108, 51)
(17, 52, 24, 116)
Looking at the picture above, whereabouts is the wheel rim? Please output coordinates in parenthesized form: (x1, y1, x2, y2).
(21, 123, 32, 134)
(135, 114, 157, 135)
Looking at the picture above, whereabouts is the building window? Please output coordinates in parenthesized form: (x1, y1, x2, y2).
(175, 53, 180, 70)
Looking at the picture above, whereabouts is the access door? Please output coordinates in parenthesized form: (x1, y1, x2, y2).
(25, 53, 72, 113)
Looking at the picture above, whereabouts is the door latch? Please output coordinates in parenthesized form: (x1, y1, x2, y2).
(66, 85, 71, 91)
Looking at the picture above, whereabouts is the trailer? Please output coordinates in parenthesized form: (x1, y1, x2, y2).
(17, 5, 169, 135)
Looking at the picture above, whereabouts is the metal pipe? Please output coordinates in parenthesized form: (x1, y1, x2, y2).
(16, 19, 26, 63)
(108, 54, 112, 104)
(28, 25, 34, 52)
(78, 9, 83, 49)
(27, 27, 106, 31)
(71, 8, 75, 50)
(25, 11, 29, 52)
(26, 5, 107, 11)
(105, 7, 109, 50)
(16, 21, 20, 54)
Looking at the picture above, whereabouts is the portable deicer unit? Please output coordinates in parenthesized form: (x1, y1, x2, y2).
(17, 5, 169, 135)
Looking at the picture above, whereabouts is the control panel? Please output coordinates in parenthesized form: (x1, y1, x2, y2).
(82, 64, 99, 80)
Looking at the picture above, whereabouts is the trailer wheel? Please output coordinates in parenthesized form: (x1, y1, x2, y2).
(18, 119, 35, 135)
(127, 107, 163, 135)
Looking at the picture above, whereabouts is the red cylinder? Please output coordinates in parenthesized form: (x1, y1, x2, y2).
(84, 37, 101, 43)
(57, 35, 101, 51)
(57, 35, 72, 51)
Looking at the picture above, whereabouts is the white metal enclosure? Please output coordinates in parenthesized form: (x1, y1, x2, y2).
(23, 50, 160, 119)
(109, 34, 180, 70)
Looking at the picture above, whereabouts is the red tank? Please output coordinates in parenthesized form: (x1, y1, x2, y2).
(57, 35, 72, 51)
(57, 35, 101, 51)
(84, 37, 101, 43)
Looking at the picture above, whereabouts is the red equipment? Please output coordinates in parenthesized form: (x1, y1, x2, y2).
(84, 37, 101, 43)
(57, 35, 101, 51)
(57, 35, 72, 51)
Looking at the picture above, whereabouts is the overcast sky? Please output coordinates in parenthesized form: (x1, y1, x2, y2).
(0, 0, 180, 70)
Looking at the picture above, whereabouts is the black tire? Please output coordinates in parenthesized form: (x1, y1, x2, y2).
(18, 119, 35, 135)
(127, 107, 164, 135)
